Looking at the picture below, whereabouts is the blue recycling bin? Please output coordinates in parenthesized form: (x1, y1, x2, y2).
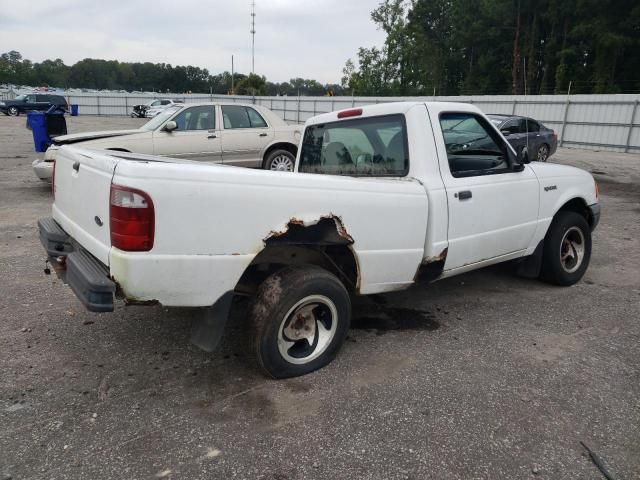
(71, 104, 79, 116)
(27, 112, 50, 153)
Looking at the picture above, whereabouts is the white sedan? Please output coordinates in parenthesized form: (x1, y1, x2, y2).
(33, 102, 302, 180)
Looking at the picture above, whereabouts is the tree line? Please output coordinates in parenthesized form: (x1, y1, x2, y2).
(0, 51, 346, 96)
(342, 0, 640, 96)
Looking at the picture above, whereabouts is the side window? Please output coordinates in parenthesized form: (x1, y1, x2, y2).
(439, 112, 511, 177)
(160, 100, 170, 105)
(222, 105, 251, 129)
(172, 106, 215, 131)
(501, 120, 520, 135)
(26, 95, 36, 102)
(247, 107, 268, 128)
(299, 114, 408, 177)
(525, 119, 540, 132)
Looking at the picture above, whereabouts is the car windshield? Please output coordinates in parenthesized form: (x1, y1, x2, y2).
(15, 94, 27, 101)
(140, 105, 182, 131)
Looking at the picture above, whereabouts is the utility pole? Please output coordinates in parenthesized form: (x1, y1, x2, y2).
(251, 1, 256, 75)
(231, 55, 234, 95)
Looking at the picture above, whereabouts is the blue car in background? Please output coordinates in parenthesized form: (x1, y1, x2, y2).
(488, 114, 557, 162)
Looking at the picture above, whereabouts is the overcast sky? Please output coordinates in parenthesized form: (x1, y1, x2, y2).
(0, 0, 386, 84)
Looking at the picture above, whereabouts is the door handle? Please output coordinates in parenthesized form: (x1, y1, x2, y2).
(455, 190, 472, 200)
(207, 134, 217, 139)
(259, 133, 268, 137)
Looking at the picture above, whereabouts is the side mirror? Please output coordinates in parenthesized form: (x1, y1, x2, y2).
(163, 120, 177, 132)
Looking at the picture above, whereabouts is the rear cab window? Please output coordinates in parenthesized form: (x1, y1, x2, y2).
(439, 112, 512, 177)
(298, 114, 409, 177)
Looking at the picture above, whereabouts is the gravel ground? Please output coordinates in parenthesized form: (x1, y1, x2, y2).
(0, 115, 639, 480)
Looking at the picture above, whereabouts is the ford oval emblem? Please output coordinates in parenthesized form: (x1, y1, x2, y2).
(94, 216, 103, 227)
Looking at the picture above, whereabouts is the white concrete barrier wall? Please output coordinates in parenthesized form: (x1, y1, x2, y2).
(59, 92, 640, 153)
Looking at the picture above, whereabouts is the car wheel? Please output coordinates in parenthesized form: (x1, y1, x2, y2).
(264, 149, 295, 172)
(251, 265, 351, 378)
(540, 211, 591, 286)
(536, 143, 550, 162)
(8, 106, 19, 116)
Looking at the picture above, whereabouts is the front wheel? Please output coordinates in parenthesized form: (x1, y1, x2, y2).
(8, 106, 19, 116)
(540, 211, 591, 286)
(251, 265, 351, 378)
(264, 149, 295, 172)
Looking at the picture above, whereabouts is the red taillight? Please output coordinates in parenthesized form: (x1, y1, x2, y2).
(337, 108, 363, 119)
(109, 184, 154, 252)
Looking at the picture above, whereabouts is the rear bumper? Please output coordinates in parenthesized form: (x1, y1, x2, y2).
(38, 217, 115, 312)
(589, 203, 601, 231)
(32, 159, 53, 180)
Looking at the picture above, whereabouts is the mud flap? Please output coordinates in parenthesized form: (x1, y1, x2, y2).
(517, 240, 544, 278)
(190, 292, 235, 352)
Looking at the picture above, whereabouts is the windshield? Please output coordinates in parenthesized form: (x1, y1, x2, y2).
(140, 105, 182, 131)
(15, 94, 27, 101)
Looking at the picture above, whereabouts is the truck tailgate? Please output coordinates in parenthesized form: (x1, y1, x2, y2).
(51, 146, 119, 266)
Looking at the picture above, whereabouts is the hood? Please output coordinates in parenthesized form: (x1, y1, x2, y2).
(53, 129, 143, 145)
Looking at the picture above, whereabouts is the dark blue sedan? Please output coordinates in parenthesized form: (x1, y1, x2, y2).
(488, 114, 557, 162)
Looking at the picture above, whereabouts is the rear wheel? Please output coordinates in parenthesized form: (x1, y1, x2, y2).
(8, 106, 19, 116)
(536, 143, 550, 162)
(251, 265, 351, 378)
(264, 149, 295, 172)
(540, 211, 591, 285)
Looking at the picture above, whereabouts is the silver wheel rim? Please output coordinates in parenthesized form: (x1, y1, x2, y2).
(8, 107, 18, 116)
(538, 145, 548, 162)
(277, 295, 338, 365)
(269, 154, 294, 171)
(560, 226, 585, 273)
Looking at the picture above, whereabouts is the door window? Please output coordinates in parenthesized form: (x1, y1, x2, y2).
(299, 114, 408, 177)
(439, 112, 511, 177)
(25, 95, 36, 102)
(222, 105, 268, 129)
(523, 119, 540, 132)
(172, 106, 215, 131)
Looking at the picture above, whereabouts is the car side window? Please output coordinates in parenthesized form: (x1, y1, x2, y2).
(526, 119, 540, 132)
(172, 106, 215, 131)
(222, 106, 252, 129)
(439, 112, 511, 177)
(501, 120, 520, 134)
(247, 108, 268, 128)
(26, 95, 36, 102)
(160, 100, 170, 105)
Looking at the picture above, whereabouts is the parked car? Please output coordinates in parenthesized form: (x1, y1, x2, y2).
(38, 101, 600, 378)
(32, 102, 302, 180)
(0, 93, 68, 116)
(487, 114, 557, 162)
(130, 99, 183, 118)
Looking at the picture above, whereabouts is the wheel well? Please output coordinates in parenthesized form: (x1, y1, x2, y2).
(235, 216, 358, 294)
(262, 142, 298, 166)
(555, 198, 593, 227)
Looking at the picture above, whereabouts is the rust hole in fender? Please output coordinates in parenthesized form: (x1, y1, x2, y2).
(264, 215, 354, 246)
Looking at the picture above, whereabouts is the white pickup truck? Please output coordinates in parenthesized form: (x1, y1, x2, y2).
(39, 102, 600, 378)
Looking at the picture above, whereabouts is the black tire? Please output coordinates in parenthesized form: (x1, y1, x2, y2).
(264, 149, 295, 172)
(251, 265, 351, 378)
(8, 106, 19, 116)
(536, 143, 550, 162)
(540, 211, 591, 286)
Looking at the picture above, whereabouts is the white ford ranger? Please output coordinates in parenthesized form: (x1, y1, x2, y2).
(39, 102, 600, 378)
